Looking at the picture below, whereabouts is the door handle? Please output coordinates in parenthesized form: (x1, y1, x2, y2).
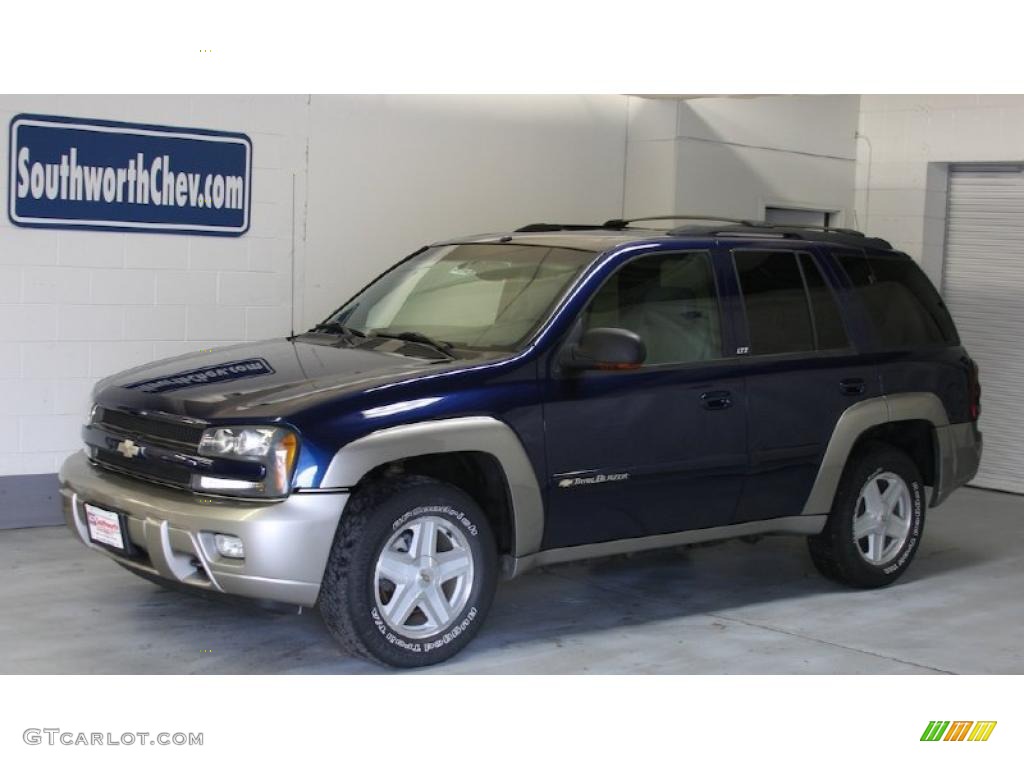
(700, 390, 733, 410)
(839, 377, 866, 396)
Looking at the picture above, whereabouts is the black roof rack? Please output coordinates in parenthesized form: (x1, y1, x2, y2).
(517, 214, 761, 233)
(515, 223, 608, 233)
(602, 214, 762, 229)
(513, 215, 892, 250)
(667, 222, 892, 249)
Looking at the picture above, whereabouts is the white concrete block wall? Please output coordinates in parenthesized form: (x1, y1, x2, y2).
(0, 95, 308, 476)
(854, 95, 1024, 284)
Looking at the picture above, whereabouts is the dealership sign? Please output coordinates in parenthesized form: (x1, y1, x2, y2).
(8, 114, 252, 236)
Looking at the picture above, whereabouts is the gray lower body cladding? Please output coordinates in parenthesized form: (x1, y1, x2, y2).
(933, 421, 983, 505)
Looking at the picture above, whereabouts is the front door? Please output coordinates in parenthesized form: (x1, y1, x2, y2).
(541, 249, 748, 550)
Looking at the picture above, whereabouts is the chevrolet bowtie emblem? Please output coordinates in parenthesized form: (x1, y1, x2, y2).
(116, 439, 141, 459)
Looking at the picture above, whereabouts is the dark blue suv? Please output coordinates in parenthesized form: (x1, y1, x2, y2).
(60, 215, 983, 667)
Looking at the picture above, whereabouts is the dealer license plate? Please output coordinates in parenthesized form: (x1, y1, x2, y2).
(85, 504, 126, 551)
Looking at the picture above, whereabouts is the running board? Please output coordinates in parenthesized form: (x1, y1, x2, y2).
(502, 515, 827, 579)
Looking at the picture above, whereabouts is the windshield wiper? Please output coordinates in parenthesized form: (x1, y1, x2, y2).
(371, 330, 457, 359)
(310, 320, 367, 340)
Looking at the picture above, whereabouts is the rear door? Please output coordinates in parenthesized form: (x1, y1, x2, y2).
(728, 247, 880, 523)
(832, 246, 972, 459)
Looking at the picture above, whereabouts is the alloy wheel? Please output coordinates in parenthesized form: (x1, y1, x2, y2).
(373, 515, 475, 639)
(852, 471, 913, 566)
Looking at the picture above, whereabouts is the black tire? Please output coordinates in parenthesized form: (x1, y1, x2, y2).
(319, 475, 497, 668)
(808, 443, 926, 588)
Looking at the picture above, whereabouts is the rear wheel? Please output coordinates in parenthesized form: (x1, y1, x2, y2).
(808, 444, 925, 588)
(319, 476, 497, 667)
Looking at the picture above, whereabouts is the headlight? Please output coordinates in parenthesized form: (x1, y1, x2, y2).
(200, 427, 278, 457)
(196, 426, 299, 497)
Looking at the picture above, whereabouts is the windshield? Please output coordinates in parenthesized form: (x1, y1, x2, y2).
(324, 244, 594, 350)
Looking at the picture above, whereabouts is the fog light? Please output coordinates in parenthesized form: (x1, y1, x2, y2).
(214, 534, 245, 559)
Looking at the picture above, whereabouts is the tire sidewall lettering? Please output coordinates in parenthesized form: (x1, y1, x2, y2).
(371, 604, 481, 652)
(883, 478, 922, 574)
(424, 607, 478, 652)
(392, 504, 479, 538)
(371, 607, 425, 653)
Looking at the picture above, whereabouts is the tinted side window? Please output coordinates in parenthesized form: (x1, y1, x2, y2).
(582, 251, 722, 365)
(734, 251, 814, 355)
(837, 251, 958, 348)
(799, 253, 849, 350)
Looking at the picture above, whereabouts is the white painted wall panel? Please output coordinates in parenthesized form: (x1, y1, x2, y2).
(677, 95, 859, 160)
(302, 95, 629, 328)
(624, 95, 859, 225)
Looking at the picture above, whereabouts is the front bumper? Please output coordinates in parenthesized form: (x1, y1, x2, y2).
(60, 451, 348, 606)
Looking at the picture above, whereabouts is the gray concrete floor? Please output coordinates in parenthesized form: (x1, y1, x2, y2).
(1, 486, 1021, 674)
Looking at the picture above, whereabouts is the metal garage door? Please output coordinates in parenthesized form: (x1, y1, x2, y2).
(944, 166, 1024, 494)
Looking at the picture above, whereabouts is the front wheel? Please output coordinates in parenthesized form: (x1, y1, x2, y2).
(319, 476, 497, 667)
(808, 444, 925, 588)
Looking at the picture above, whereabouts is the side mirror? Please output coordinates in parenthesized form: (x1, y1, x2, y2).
(563, 327, 646, 371)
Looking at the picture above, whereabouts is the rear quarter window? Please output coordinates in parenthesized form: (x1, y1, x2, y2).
(835, 250, 959, 349)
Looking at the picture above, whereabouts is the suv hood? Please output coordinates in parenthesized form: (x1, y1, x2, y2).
(93, 337, 479, 421)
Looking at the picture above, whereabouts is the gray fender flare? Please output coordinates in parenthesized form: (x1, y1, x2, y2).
(801, 392, 951, 516)
(320, 416, 544, 557)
